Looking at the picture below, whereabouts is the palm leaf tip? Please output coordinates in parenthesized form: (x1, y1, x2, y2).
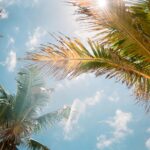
(35, 105, 71, 130)
(26, 139, 50, 150)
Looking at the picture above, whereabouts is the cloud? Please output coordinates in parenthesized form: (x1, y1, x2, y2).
(97, 110, 132, 149)
(33, 0, 40, 3)
(108, 91, 120, 102)
(147, 128, 150, 133)
(63, 91, 103, 140)
(6, 51, 17, 72)
(8, 37, 15, 46)
(2, 51, 17, 72)
(146, 128, 150, 150)
(0, 9, 8, 19)
(63, 99, 85, 140)
(55, 74, 92, 92)
(14, 26, 20, 32)
(26, 27, 46, 51)
(0, 0, 18, 7)
(27, 0, 41, 6)
(7, 0, 17, 5)
(146, 138, 150, 150)
(0, 0, 40, 7)
(74, 29, 96, 40)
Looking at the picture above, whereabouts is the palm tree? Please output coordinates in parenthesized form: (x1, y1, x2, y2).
(0, 67, 70, 150)
(27, 0, 150, 107)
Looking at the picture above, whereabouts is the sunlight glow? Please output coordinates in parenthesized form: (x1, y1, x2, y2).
(98, 0, 107, 8)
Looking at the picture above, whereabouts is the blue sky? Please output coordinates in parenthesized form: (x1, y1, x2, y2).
(0, 0, 150, 150)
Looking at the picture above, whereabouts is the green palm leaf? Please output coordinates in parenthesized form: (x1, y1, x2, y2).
(27, 36, 150, 104)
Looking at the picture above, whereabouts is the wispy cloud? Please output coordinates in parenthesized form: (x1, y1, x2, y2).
(147, 128, 150, 133)
(108, 91, 120, 102)
(146, 139, 150, 150)
(146, 128, 150, 150)
(97, 110, 132, 149)
(8, 37, 15, 46)
(26, 27, 46, 51)
(0, 51, 17, 72)
(55, 74, 92, 91)
(0, 0, 18, 7)
(0, 9, 8, 19)
(6, 51, 17, 72)
(14, 26, 20, 32)
(33, 0, 40, 4)
(62, 91, 103, 140)
(0, 0, 40, 7)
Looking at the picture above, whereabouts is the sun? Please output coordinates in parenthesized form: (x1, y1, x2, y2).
(98, 0, 107, 8)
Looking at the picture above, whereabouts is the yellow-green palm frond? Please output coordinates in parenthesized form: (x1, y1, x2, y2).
(68, 0, 150, 60)
(27, 36, 150, 104)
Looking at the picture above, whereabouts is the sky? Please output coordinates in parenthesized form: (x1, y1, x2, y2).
(0, 0, 150, 150)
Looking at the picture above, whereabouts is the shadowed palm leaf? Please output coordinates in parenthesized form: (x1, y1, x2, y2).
(0, 68, 70, 149)
(26, 139, 49, 150)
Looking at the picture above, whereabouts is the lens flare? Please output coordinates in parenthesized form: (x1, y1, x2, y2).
(98, 0, 107, 8)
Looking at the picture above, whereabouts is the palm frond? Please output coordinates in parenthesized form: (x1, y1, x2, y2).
(26, 139, 49, 150)
(0, 86, 14, 127)
(27, 36, 150, 103)
(34, 106, 70, 131)
(0, 85, 9, 99)
(68, 0, 150, 59)
(0, 68, 69, 148)
(0, 97, 14, 127)
(0, 140, 17, 150)
(14, 67, 51, 121)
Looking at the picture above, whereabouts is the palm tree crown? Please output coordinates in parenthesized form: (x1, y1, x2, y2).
(0, 68, 70, 150)
(27, 0, 150, 108)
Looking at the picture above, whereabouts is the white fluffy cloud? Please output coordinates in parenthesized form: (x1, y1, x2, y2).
(26, 27, 46, 51)
(0, 9, 8, 19)
(5, 51, 17, 72)
(63, 91, 103, 140)
(97, 110, 132, 149)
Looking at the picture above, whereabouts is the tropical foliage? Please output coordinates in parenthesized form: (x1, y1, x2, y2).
(0, 68, 70, 150)
(27, 0, 150, 106)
